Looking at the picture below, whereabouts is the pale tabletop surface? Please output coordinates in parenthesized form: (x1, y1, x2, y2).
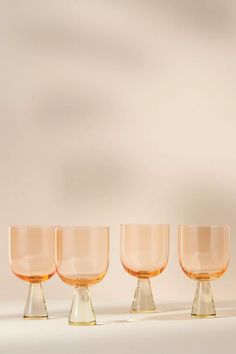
(0, 300, 236, 354)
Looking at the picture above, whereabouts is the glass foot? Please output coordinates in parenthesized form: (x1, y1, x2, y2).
(191, 281, 216, 318)
(131, 278, 156, 313)
(69, 286, 96, 326)
(24, 282, 48, 319)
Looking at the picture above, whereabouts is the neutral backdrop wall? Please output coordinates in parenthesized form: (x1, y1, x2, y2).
(0, 0, 236, 307)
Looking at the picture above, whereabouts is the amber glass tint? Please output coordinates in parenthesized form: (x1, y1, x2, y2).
(178, 225, 230, 317)
(121, 224, 170, 312)
(56, 226, 109, 326)
(9, 225, 56, 319)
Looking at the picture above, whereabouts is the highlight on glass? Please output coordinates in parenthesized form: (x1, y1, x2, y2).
(120, 224, 170, 313)
(9, 225, 56, 319)
(178, 225, 230, 318)
(56, 226, 109, 326)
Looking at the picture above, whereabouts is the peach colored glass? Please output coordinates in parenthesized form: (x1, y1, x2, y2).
(121, 224, 170, 312)
(56, 226, 109, 326)
(9, 225, 56, 319)
(178, 225, 230, 317)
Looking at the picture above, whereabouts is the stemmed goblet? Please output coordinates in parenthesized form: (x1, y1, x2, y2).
(178, 225, 230, 317)
(121, 224, 170, 312)
(56, 226, 109, 326)
(9, 225, 56, 319)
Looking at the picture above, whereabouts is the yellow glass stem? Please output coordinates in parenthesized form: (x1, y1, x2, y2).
(69, 286, 96, 326)
(191, 281, 216, 318)
(131, 278, 156, 313)
(24, 282, 48, 319)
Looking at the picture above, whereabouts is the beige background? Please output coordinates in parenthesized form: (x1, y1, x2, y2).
(0, 0, 236, 306)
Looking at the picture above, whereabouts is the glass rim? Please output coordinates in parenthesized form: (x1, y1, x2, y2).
(9, 225, 57, 229)
(56, 225, 109, 231)
(120, 223, 170, 227)
(178, 224, 230, 229)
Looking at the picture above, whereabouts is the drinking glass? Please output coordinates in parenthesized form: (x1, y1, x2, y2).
(178, 225, 230, 317)
(9, 225, 56, 319)
(56, 226, 109, 326)
(121, 224, 170, 312)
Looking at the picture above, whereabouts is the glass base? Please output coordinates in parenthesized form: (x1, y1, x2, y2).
(69, 320, 96, 326)
(131, 278, 156, 313)
(69, 286, 96, 326)
(24, 315, 48, 320)
(24, 282, 48, 319)
(191, 281, 216, 318)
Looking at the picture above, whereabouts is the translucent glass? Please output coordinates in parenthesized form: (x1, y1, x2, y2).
(178, 225, 230, 317)
(9, 225, 56, 319)
(121, 224, 170, 312)
(56, 226, 109, 326)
